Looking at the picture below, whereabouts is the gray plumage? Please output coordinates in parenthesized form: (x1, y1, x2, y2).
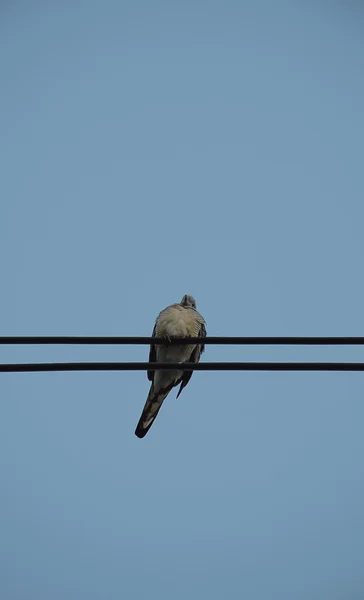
(135, 295, 206, 438)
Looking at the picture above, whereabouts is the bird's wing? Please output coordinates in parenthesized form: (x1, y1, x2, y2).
(147, 323, 157, 382)
(176, 318, 206, 398)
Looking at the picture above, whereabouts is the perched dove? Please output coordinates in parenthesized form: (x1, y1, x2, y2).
(135, 295, 206, 438)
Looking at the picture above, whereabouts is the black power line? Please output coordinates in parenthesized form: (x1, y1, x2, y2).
(1, 362, 364, 373)
(2, 336, 363, 373)
(1, 336, 364, 345)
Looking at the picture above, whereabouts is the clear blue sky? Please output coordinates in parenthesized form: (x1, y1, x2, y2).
(1, 1, 364, 598)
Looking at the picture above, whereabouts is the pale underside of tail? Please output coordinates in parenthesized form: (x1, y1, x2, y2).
(134, 385, 170, 438)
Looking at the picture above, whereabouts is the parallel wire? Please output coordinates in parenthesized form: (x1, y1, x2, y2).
(1, 362, 364, 373)
(1, 336, 364, 345)
(2, 336, 363, 373)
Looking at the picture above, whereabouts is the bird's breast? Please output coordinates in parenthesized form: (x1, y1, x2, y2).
(156, 306, 199, 338)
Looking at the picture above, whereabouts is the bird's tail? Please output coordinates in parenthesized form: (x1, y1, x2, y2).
(134, 385, 169, 438)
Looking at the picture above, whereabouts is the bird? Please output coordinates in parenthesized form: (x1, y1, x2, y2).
(134, 294, 206, 438)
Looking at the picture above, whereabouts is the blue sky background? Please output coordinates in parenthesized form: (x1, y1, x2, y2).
(1, 1, 364, 598)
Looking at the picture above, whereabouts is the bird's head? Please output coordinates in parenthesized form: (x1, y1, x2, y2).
(180, 294, 196, 309)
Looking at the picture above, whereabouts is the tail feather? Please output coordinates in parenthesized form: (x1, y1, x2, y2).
(134, 386, 169, 438)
